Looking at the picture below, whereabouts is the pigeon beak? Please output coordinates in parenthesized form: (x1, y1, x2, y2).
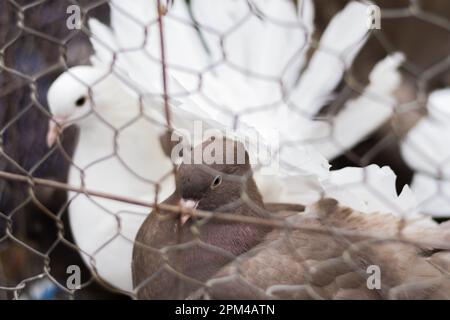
(179, 199, 199, 225)
(46, 116, 67, 147)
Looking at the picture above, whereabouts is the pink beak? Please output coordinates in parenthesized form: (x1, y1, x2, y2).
(46, 116, 67, 147)
(179, 199, 199, 225)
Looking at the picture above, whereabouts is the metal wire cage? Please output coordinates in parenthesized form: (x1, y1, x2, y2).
(0, 0, 449, 300)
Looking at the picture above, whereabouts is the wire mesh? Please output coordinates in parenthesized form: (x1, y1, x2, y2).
(0, 0, 449, 300)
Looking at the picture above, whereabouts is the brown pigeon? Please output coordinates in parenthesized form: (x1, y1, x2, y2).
(132, 138, 275, 299)
(132, 138, 450, 300)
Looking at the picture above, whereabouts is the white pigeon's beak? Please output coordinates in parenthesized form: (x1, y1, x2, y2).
(178, 199, 199, 225)
(46, 116, 67, 147)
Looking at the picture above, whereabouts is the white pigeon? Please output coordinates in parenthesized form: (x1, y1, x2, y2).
(87, 0, 406, 195)
(401, 88, 450, 217)
(47, 66, 175, 293)
(46, 0, 417, 294)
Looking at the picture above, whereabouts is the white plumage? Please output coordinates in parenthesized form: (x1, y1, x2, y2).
(401, 88, 450, 217)
(47, 68, 174, 293)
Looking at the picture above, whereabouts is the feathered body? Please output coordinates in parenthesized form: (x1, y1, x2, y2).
(132, 139, 450, 300)
(192, 199, 450, 299)
(132, 138, 271, 299)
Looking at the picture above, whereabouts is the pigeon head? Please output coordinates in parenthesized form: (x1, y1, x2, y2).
(176, 137, 263, 219)
(46, 66, 131, 147)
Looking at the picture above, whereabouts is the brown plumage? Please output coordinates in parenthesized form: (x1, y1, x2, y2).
(132, 138, 450, 300)
(189, 200, 450, 300)
(132, 138, 275, 299)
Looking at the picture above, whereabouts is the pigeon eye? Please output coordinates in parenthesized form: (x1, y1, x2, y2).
(75, 96, 87, 107)
(210, 175, 222, 189)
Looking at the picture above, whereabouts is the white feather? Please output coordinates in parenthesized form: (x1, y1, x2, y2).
(323, 165, 434, 227)
(401, 88, 450, 217)
(408, 173, 450, 217)
(289, 1, 370, 116)
(317, 52, 405, 158)
(47, 67, 175, 293)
